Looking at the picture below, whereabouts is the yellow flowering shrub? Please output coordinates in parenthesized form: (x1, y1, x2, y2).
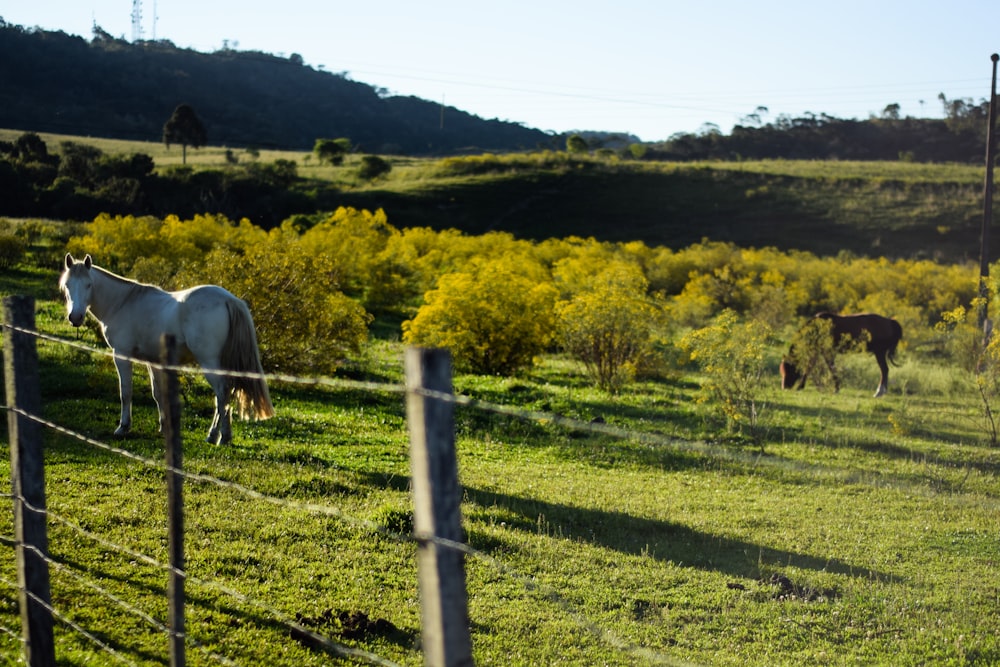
(178, 228, 371, 374)
(557, 262, 660, 392)
(402, 256, 559, 375)
(679, 310, 773, 438)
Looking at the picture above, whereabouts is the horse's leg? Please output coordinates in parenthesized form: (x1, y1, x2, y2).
(113, 356, 133, 436)
(147, 364, 166, 432)
(796, 356, 814, 389)
(824, 353, 840, 392)
(203, 370, 231, 445)
(874, 351, 889, 397)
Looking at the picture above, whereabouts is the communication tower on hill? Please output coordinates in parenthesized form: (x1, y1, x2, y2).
(131, 0, 143, 41)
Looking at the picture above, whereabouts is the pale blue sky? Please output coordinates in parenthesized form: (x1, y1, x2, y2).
(5, 1, 1000, 141)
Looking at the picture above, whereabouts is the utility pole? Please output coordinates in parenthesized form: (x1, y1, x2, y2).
(978, 53, 999, 336)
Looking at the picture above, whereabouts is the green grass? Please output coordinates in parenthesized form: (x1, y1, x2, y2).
(3, 264, 1000, 665)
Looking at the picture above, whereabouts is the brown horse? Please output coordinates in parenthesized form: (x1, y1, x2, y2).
(780, 312, 902, 397)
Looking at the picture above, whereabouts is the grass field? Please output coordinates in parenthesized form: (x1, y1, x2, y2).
(2, 254, 1000, 665)
(2, 133, 999, 663)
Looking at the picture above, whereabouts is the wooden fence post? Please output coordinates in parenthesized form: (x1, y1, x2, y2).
(158, 335, 185, 667)
(3, 296, 55, 667)
(404, 348, 473, 667)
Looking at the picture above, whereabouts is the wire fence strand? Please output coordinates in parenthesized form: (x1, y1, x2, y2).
(0, 572, 139, 666)
(34, 499, 403, 667)
(1, 319, 700, 665)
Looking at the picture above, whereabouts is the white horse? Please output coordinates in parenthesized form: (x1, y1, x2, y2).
(59, 253, 275, 444)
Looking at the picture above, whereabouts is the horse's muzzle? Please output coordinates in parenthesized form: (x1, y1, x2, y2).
(68, 312, 85, 327)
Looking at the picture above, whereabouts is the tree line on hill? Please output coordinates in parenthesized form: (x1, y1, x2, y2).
(2, 19, 995, 163)
(647, 97, 992, 163)
(0, 20, 555, 155)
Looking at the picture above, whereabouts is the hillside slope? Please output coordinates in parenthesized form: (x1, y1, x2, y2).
(0, 125, 991, 263)
(0, 24, 554, 154)
(334, 162, 988, 262)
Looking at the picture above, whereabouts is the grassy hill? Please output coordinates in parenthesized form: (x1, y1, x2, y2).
(4, 128, 992, 264)
(337, 159, 988, 262)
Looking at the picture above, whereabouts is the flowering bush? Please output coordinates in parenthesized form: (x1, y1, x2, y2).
(680, 310, 774, 440)
(403, 256, 558, 375)
(557, 262, 660, 392)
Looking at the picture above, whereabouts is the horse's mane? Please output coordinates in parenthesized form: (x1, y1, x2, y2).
(88, 263, 170, 313)
(93, 264, 166, 292)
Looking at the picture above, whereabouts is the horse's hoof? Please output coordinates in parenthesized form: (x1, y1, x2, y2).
(114, 424, 130, 437)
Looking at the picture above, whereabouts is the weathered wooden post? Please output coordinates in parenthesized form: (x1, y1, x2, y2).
(3, 296, 55, 667)
(404, 347, 473, 667)
(158, 335, 185, 667)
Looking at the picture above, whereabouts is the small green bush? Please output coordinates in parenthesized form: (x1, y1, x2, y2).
(680, 310, 774, 440)
(357, 155, 391, 181)
(0, 233, 26, 269)
(557, 263, 660, 392)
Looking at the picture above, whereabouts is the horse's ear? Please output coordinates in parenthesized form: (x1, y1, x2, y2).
(64, 253, 73, 269)
(83, 254, 92, 268)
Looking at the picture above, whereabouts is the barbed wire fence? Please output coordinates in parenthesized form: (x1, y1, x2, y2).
(2, 295, 694, 667)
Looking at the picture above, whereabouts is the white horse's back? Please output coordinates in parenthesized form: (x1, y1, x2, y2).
(174, 285, 237, 363)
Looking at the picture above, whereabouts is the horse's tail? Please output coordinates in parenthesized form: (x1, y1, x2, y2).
(887, 319, 903, 366)
(222, 298, 275, 420)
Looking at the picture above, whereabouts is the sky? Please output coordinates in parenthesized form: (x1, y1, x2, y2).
(5, 0, 1000, 142)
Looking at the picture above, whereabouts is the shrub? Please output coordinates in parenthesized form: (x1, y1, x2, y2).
(402, 257, 558, 375)
(298, 207, 410, 312)
(69, 213, 266, 283)
(71, 213, 371, 375)
(183, 237, 372, 375)
(357, 155, 391, 181)
(936, 302, 1000, 445)
(0, 233, 26, 270)
(780, 315, 846, 392)
(557, 263, 660, 392)
(679, 310, 774, 441)
(313, 137, 351, 166)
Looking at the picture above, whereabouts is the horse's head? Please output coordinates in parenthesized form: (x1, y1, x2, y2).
(59, 253, 94, 327)
(779, 345, 806, 389)
(779, 358, 798, 389)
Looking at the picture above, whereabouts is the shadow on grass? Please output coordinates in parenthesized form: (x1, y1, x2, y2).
(52, 550, 418, 660)
(463, 486, 900, 585)
(771, 394, 1000, 479)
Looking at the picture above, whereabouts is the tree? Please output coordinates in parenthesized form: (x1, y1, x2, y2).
(566, 133, 588, 154)
(679, 310, 773, 441)
(163, 104, 207, 164)
(357, 155, 391, 181)
(881, 103, 901, 121)
(58, 141, 104, 186)
(12, 132, 56, 165)
(313, 137, 351, 165)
